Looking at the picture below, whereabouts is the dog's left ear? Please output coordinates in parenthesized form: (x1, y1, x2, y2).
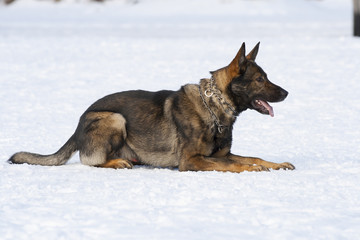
(246, 42, 260, 61)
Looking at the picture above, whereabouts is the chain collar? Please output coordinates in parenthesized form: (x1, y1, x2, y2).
(199, 85, 224, 133)
(198, 77, 238, 133)
(204, 77, 238, 116)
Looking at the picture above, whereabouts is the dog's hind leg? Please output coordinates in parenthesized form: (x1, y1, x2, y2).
(97, 158, 133, 169)
(228, 154, 295, 170)
(77, 112, 131, 169)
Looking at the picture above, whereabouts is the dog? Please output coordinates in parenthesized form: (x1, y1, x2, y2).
(8, 42, 295, 173)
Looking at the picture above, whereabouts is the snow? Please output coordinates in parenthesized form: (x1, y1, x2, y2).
(1, 0, 360, 239)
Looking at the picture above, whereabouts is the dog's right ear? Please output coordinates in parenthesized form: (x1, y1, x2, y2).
(229, 42, 247, 73)
(237, 42, 246, 66)
(235, 42, 246, 66)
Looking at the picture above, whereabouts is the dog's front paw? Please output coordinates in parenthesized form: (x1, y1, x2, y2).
(274, 162, 295, 170)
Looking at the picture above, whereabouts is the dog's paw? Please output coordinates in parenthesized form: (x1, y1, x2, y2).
(274, 162, 295, 170)
(116, 159, 134, 169)
(97, 158, 133, 169)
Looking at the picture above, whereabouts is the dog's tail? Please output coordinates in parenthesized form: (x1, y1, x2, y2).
(8, 134, 77, 166)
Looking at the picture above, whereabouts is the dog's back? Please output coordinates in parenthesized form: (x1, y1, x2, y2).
(9, 89, 182, 168)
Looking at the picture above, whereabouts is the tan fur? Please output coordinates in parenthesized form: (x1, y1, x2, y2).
(228, 154, 295, 170)
(97, 158, 133, 169)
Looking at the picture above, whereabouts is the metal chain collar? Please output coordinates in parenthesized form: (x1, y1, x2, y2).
(198, 85, 224, 133)
(198, 77, 238, 133)
(204, 77, 238, 117)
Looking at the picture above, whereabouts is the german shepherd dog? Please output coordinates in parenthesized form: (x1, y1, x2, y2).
(9, 43, 295, 173)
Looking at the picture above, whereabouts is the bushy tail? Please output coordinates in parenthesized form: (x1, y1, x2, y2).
(8, 134, 77, 166)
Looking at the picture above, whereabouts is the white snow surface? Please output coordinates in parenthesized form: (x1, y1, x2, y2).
(1, 0, 360, 239)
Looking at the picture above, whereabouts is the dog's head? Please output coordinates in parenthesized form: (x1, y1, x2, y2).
(212, 42, 288, 117)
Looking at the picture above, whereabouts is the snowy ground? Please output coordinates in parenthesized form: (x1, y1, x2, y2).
(1, 0, 360, 239)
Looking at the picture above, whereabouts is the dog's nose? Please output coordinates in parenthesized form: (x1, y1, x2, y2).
(281, 89, 288, 100)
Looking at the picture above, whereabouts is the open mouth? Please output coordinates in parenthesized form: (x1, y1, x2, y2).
(251, 99, 274, 117)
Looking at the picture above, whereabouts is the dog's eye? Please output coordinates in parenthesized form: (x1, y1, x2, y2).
(256, 77, 264, 83)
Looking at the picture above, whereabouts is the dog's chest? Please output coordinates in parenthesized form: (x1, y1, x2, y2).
(211, 127, 233, 155)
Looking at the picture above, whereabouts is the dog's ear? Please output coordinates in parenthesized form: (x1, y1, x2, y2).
(246, 42, 260, 61)
(237, 42, 246, 66)
(228, 42, 246, 72)
(238, 42, 246, 66)
(212, 43, 247, 90)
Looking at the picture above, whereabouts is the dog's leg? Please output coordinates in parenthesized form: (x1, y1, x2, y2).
(228, 154, 295, 170)
(179, 156, 269, 173)
(78, 112, 130, 169)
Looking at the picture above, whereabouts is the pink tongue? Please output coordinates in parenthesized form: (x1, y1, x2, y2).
(259, 100, 274, 117)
